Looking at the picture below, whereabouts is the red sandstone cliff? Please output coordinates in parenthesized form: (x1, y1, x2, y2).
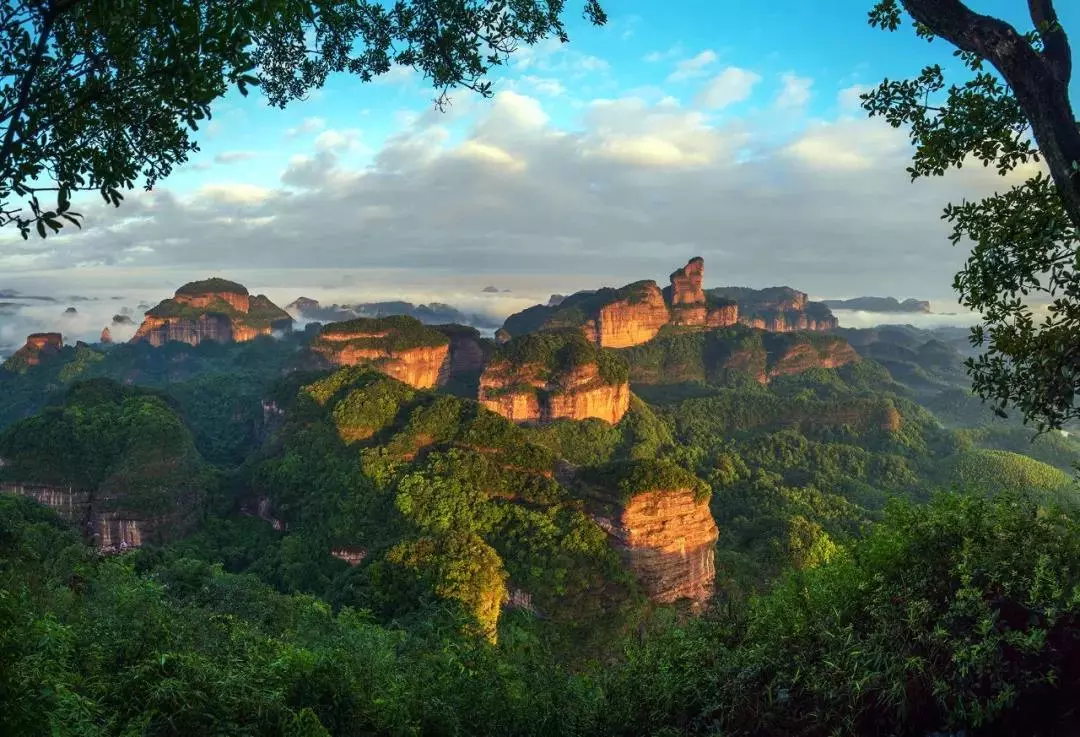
(478, 333, 631, 424)
(310, 316, 451, 389)
(500, 258, 838, 350)
(582, 281, 671, 348)
(668, 257, 709, 326)
(617, 489, 718, 606)
(2, 332, 63, 372)
(132, 278, 293, 347)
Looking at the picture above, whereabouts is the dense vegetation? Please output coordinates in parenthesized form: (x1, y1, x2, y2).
(315, 315, 451, 351)
(489, 329, 630, 388)
(2, 319, 1079, 734)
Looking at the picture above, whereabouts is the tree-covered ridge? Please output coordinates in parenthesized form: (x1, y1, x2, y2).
(316, 315, 451, 351)
(251, 367, 643, 649)
(578, 459, 711, 505)
(9, 485, 1080, 735)
(175, 277, 250, 296)
(621, 326, 855, 386)
(488, 329, 630, 387)
(0, 380, 213, 541)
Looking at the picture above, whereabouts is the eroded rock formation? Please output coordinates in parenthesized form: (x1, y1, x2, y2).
(310, 315, 451, 389)
(500, 258, 839, 350)
(479, 331, 630, 424)
(617, 489, 718, 606)
(2, 332, 63, 372)
(584, 462, 718, 609)
(132, 278, 293, 347)
(100, 327, 113, 344)
(0, 482, 179, 552)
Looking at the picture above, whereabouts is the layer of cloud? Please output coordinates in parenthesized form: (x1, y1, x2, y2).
(667, 50, 718, 82)
(697, 67, 761, 109)
(775, 73, 813, 109)
(0, 80, 1043, 312)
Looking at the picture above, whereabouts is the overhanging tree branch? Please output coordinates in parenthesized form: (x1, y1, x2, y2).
(899, 0, 1080, 233)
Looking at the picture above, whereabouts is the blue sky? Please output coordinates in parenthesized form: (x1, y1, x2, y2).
(3, 0, 1078, 347)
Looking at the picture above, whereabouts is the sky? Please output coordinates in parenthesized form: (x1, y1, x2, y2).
(2, 0, 1079, 349)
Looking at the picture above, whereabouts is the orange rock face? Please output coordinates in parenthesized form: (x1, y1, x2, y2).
(318, 342, 450, 389)
(608, 489, 718, 607)
(545, 364, 631, 423)
(669, 257, 708, 327)
(582, 281, 671, 348)
(479, 355, 630, 424)
(705, 302, 739, 327)
(3, 333, 63, 370)
(132, 279, 293, 347)
(310, 317, 451, 389)
(100, 327, 113, 344)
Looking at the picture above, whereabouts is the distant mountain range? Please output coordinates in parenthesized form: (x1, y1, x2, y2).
(285, 297, 503, 330)
(822, 296, 931, 313)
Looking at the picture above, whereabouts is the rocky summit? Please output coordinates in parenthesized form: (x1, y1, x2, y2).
(309, 315, 451, 389)
(132, 278, 293, 347)
(2, 332, 63, 373)
(479, 330, 631, 424)
(499, 257, 835, 348)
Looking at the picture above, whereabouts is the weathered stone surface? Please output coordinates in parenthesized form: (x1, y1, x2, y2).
(100, 326, 113, 344)
(767, 340, 859, 379)
(3, 332, 63, 371)
(601, 489, 718, 609)
(583, 281, 671, 348)
(132, 279, 293, 347)
(0, 482, 165, 552)
(479, 343, 630, 425)
(310, 316, 451, 389)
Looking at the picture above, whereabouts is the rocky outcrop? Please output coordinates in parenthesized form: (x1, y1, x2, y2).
(768, 339, 860, 379)
(132, 278, 293, 347)
(100, 327, 113, 344)
(310, 316, 451, 389)
(583, 461, 718, 609)
(707, 285, 838, 333)
(668, 257, 708, 326)
(582, 281, 671, 348)
(617, 490, 718, 607)
(330, 547, 368, 566)
(2, 332, 63, 372)
(1, 482, 158, 552)
(500, 259, 839, 350)
(479, 331, 630, 424)
(286, 296, 320, 315)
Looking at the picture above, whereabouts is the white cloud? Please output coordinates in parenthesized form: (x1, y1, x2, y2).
(286, 117, 326, 137)
(644, 44, 684, 63)
(667, 50, 718, 82)
(514, 75, 567, 97)
(193, 183, 274, 205)
(775, 73, 813, 109)
(838, 84, 872, 111)
(696, 67, 761, 109)
(214, 150, 260, 164)
(5, 73, 1048, 315)
(314, 128, 364, 152)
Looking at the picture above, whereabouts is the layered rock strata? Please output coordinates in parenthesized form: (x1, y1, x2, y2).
(310, 316, 451, 389)
(132, 278, 293, 347)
